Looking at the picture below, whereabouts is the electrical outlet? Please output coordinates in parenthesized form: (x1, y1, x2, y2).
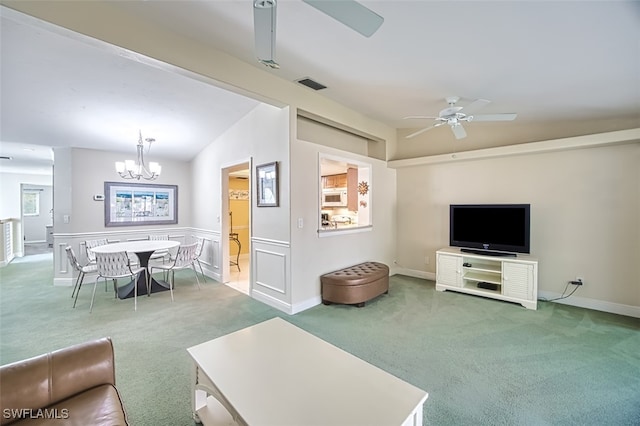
(424, 256, 430, 265)
(569, 277, 583, 286)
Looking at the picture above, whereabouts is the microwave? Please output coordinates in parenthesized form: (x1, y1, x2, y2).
(322, 189, 347, 207)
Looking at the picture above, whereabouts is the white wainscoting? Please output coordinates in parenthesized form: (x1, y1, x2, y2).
(251, 237, 291, 313)
(190, 228, 221, 283)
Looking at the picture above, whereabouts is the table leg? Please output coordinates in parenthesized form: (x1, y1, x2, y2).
(117, 250, 170, 299)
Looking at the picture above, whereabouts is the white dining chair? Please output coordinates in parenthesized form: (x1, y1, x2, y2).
(91, 251, 147, 313)
(148, 234, 171, 263)
(65, 246, 98, 308)
(84, 238, 109, 265)
(149, 242, 201, 302)
(194, 236, 207, 282)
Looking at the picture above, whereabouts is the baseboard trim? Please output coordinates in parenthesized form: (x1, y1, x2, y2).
(291, 296, 322, 314)
(392, 272, 638, 318)
(538, 291, 640, 318)
(54, 277, 73, 287)
(252, 289, 291, 314)
(392, 268, 436, 282)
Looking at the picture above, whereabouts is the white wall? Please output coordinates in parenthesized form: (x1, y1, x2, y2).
(395, 142, 640, 315)
(191, 103, 291, 309)
(290, 138, 397, 312)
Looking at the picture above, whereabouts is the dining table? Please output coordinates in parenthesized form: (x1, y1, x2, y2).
(90, 240, 180, 299)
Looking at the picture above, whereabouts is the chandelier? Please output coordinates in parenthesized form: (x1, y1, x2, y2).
(115, 130, 161, 180)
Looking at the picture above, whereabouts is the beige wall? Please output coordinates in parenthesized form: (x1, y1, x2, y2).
(395, 142, 639, 312)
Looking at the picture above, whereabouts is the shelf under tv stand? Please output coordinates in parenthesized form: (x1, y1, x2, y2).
(436, 247, 538, 310)
(460, 248, 517, 257)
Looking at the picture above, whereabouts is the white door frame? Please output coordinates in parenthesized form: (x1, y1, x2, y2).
(220, 159, 252, 285)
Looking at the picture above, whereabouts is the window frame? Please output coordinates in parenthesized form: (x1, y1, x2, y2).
(22, 191, 40, 217)
(318, 153, 372, 236)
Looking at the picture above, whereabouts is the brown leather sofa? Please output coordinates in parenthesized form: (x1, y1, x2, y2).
(0, 337, 128, 425)
(321, 261, 389, 307)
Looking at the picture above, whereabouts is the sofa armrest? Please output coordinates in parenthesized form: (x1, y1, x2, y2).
(0, 337, 116, 425)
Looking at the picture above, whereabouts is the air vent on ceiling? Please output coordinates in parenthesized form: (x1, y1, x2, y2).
(296, 77, 327, 91)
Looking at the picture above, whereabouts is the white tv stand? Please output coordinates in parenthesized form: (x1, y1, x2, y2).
(436, 247, 538, 310)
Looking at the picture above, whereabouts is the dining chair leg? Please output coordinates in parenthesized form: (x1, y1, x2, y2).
(71, 271, 83, 299)
(133, 273, 137, 311)
(196, 259, 207, 282)
(72, 272, 85, 308)
(89, 277, 99, 313)
(191, 264, 202, 290)
(169, 270, 174, 302)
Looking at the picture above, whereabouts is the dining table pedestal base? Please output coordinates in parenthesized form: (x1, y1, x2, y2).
(117, 275, 170, 299)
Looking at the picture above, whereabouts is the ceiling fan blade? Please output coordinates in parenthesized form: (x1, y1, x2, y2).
(405, 126, 436, 139)
(462, 98, 491, 114)
(302, 0, 384, 37)
(451, 124, 467, 139)
(253, 0, 280, 68)
(471, 113, 518, 121)
(405, 122, 447, 139)
(402, 115, 440, 120)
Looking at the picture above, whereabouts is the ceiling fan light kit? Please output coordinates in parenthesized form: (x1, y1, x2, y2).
(253, 0, 279, 68)
(404, 97, 517, 140)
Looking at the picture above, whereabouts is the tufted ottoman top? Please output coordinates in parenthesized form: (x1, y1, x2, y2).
(321, 262, 389, 287)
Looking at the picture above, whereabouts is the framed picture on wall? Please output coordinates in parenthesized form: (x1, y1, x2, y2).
(104, 181, 178, 227)
(256, 161, 279, 207)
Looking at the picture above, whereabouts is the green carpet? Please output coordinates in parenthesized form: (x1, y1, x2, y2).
(1, 254, 638, 425)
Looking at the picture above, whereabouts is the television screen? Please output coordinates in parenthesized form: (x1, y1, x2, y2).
(450, 204, 530, 255)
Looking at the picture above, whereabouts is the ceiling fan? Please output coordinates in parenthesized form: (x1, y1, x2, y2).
(404, 97, 517, 140)
(253, 0, 384, 69)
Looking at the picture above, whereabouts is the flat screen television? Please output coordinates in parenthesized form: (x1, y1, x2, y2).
(449, 204, 530, 256)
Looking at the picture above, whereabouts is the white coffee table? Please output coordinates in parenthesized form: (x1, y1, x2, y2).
(187, 317, 428, 426)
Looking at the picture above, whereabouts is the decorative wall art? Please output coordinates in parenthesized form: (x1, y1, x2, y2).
(256, 162, 279, 207)
(229, 189, 250, 200)
(104, 181, 178, 227)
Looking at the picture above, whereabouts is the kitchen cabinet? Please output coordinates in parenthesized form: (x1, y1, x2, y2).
(322, 173, 347, 189)
(347, 168, 358, 211)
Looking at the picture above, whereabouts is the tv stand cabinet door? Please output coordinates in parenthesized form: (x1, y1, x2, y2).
(436, 253, 463, 288)
(502, 262, 534, 300)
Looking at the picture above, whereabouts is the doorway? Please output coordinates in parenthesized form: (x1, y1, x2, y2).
(21, 184, 53, 257)
(222, 162, 251, 295)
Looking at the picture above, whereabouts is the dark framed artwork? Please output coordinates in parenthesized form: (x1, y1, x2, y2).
(256, 161, 279, 207)
(104, 181, 178, 227)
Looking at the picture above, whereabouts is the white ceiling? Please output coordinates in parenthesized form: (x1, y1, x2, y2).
(1, 1, 639, 175)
